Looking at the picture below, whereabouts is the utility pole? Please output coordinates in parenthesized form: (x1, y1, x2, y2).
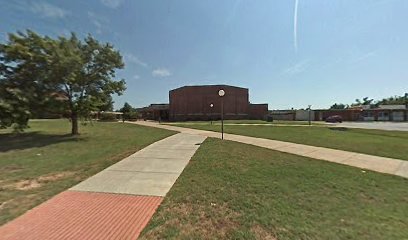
(405, 93, 408, 121)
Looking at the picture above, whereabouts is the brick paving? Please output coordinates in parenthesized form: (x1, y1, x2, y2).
(0, 191, 162, 240)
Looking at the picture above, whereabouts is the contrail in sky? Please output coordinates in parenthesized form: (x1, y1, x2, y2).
(294, 0, 299, 52)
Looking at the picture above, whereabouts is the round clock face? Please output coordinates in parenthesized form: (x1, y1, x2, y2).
(218, 89, 225, 97)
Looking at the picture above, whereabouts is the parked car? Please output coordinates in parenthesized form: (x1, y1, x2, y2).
(325, 115, 343, 123)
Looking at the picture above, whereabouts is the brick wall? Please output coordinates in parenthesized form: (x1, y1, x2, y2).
(169, 85, 267, 121)
(248, 104, 268, 120)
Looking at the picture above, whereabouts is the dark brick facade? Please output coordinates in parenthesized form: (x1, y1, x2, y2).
(169, 85, 268, 121)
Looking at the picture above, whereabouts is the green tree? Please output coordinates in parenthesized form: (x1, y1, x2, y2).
(0, 30, 126, 134)
(0, 86, 30, 130)
(377, 95, 406, 105)
(120, 102, 133, 113)
(329, 103, 347, 109)
(98, 95, 114, 112)
(362, 97, 374, 105)
(119, 102, 135, 120)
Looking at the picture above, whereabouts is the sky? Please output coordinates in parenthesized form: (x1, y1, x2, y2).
(1, 0, 407, 110)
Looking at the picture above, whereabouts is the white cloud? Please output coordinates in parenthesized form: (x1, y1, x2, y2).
(101, 0, 123, 9)
(282, 59, 310, 76)
(30, 2, 68, 18)
(152, 68, 172, 77)
(133, 74, 140, 79)
(88, 11, 109, 34)
(124, 53, 148, 68)
(351, 50, 378, 63)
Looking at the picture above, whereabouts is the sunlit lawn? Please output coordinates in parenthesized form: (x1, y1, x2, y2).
(141, 138, 408, 240)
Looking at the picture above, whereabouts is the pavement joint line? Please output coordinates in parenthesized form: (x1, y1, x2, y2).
(303, 149, 320, 155)
(394, 161, 406, 174)
(262, 143, 294, 150)
(338, 152, 360, 163)
(70, 188, 170, 197)
(66, 189, 159, 197)
(107, 169, 181, 174)
(130, 156, 192, 160)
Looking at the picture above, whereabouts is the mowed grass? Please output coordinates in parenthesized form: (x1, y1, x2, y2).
(169, 123, 408, 160)
(141, 138, 408, 240)
(0, 120, 175, 225)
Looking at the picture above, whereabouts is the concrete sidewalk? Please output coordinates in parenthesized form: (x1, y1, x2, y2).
(0, 133, 207, 240)
(71, 133, 206, 196)
(131, 121, 408, 179)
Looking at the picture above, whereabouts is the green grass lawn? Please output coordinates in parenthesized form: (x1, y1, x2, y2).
(0, 120, 175, 225)
(141, 138, 408, 240)
(168, 123, 408, 160)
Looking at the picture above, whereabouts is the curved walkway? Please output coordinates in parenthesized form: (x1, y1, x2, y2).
(132, 121, 408, 179)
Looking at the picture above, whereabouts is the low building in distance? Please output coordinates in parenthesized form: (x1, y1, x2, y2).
(269, 104, 408, 122)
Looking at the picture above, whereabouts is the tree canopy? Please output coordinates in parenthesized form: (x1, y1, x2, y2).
(119, 102, 139, 120)
(0, 30, 126, 134)
(377, 95, 407, 105)
(330, 94, 407, 109)
(119, 102, 134, 113)
(329, 103, 347, 110)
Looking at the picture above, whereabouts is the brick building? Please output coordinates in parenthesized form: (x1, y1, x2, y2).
(169, 85, 268, 121)
(314, 105, 407, 121)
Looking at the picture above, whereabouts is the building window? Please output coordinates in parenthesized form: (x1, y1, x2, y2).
(378, 112, 388, 117)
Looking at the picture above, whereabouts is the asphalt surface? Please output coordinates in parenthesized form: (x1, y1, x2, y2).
(333, 122, 408, 131)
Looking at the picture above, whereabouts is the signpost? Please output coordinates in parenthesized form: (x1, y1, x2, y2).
(218, 89, 225, 139)
(210, 103, 214, 125)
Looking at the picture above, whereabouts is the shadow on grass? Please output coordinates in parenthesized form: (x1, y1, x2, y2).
(329, 127, 348, 131)
(0, 132, 83, 152)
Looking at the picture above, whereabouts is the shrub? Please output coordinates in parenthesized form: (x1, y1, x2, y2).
(99, 112, 118, 121)
(124, 111, 140, 121)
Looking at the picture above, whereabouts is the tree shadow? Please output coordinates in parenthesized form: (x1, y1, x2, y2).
(328, 127, 348, 131)
(0, 131, 84, 152)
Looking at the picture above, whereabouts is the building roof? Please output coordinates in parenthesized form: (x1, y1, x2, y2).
(170, 84, 248, 92)
(137, 104, 169, 112)
(378, 105, 407, 110)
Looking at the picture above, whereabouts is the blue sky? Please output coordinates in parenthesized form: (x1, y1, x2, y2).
(1, 0, 407, 110)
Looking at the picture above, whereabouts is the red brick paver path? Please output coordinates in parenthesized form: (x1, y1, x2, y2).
(0, 191, 162, 240)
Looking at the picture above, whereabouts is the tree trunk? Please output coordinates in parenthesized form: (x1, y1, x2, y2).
(71, 112, 79, 135)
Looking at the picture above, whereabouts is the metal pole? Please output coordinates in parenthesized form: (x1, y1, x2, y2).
(211, 106, 213, 125)
(308, 105, 311, 126)
(210, 103, 214, 125)
(405, 93, 408, 121)
(221, 98, 224, 140)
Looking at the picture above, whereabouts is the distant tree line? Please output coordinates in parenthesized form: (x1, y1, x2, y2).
(330, 94, 408, 109)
